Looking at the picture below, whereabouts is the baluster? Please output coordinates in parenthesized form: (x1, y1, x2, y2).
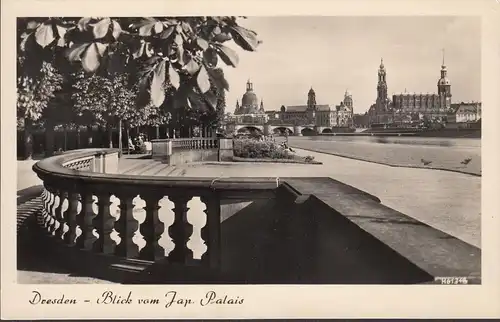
(202, 139, 206, 149)
(93, 192, 116, 254)
(139, 194, 165, 261)
(41, 189, 49, 227)
(168, 196, 193, 263)
(64, 191, 80, 246)
(114, 193, 139, 258)
(48, 188, 59, 235)
(77, 191, 97, 250)
(55, 191, 67, 239)
(200, 195, 221, 269)
(45, 190, 54, 229)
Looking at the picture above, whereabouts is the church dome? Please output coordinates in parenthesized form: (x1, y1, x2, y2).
(242, 91, 258, 108)
(241, 79, 259, 109)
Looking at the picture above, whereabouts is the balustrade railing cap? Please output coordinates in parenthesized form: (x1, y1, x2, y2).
(33, 148, 281, 194)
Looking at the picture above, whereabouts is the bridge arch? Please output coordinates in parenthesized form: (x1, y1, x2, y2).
(237, 126, 264, 135)
(273, 126, 293, 136)
(301, 127, 316, 136)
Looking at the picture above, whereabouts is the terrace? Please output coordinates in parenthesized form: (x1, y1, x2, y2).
(24, 138, 481, 284)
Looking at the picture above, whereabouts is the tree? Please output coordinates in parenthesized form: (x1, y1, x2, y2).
(72, 72, 137, 149)
(17, 61, 63, 159)
(18, 16, 261, 115)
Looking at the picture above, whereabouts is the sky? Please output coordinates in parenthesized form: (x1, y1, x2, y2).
(221, 16, 481, 114)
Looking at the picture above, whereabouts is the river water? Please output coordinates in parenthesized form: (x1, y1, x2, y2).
(290, 135, 481, 149)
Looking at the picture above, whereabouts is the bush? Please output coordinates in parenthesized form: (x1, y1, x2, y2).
(304, 155, 315, 162)
(233, 138, 294, 159)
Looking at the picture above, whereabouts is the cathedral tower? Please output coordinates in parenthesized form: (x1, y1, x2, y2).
(376, 58, 388, 105)
(307, 87, 317, 110)
(437, 50, 451, 98)
(307, 87, 317, 123)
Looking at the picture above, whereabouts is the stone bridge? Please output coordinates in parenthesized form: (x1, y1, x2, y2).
(231, 123, 334, 136)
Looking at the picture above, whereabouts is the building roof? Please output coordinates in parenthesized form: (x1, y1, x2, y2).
(285, 104, 332, 112)
(450, 102, 480, 114)
(393, 93, 440, 97)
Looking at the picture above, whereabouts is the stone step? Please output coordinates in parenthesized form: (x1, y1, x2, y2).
(139, 163, 172, 176)
(118, 159, 155, 174)
(122, 160, 159, 175)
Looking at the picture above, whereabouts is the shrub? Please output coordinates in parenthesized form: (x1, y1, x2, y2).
(304, 155, 315, 162)
(233, 138, 294, 159)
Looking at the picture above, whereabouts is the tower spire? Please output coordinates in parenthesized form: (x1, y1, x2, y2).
(441, 48, 445, 68)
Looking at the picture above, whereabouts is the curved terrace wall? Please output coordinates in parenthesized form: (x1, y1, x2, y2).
(30, 148, 481, 284)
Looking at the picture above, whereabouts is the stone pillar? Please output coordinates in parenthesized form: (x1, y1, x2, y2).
(151, 139, 172, 161)
(294, 125, 302, 136)
(264, 124, 271, 136)
(94, 152, 104, 173)
(103, 151, 119, 174)
(218, 138, 233, 161)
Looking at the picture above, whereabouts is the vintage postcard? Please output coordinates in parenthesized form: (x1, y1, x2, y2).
(2, 0, 500, 319)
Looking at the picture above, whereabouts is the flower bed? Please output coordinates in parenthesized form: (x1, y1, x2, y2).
(233, 138, 320, 164)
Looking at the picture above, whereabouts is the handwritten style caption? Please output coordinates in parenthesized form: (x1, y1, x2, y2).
(29, 290, 244, 308)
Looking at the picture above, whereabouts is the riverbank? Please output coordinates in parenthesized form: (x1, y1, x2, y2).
(286, 137, 481, 176)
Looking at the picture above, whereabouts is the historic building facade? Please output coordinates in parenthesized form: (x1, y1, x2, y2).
(267, 88, 353, 127)
(448, 102, 482, 123)
(368, 56, 453, 125)
(228, 80, 354, 128)
(368, 59, 393, 124)
(231, 80, 268, 124)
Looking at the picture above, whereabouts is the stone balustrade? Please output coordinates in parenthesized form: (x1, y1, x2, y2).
(151, 138, 229, 165)
(31, 148, 481, 284)
(33, 148, 278, 272)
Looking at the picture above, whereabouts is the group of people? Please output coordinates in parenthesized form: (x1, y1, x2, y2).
(128, 133, 152, 154)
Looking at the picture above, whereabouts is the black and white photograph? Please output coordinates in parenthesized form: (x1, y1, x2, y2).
(3, 0, 500, 319)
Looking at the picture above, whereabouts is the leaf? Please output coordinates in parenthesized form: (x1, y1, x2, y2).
(34, 23, 55, 48)
(230, 26, 260, 51)
(26, 21, 41, 30)
(111, 20, 122, 40)
(206, 67, 229, 91)
(82, 42, 105, 72)
(213, 32, 232, 43)
(93, 18, 110, 39)
(203, 91, 218, 110)
(159, 26, 175, 39)
(203, 47, 218, 67)
(66, 43, 89, 61)
(154, 21, 164, 34)
(55, 25, 68, 47)
(183, 58, 199, 75)
(181, 21, 193, 34)
(132, 42, 145, 59)
(150, 60, 166, 107)
(196, 37, 209, 50)
(215, 44, 239, 67)
(138, 19, 156, 36)
(197, 65, 211, 93)
(95, 42, 108, 56)
(168, 63, 180, 89)
(77, 17, 92, 31)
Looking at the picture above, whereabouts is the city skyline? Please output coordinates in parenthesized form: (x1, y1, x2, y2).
(222, 16, 481, 114)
